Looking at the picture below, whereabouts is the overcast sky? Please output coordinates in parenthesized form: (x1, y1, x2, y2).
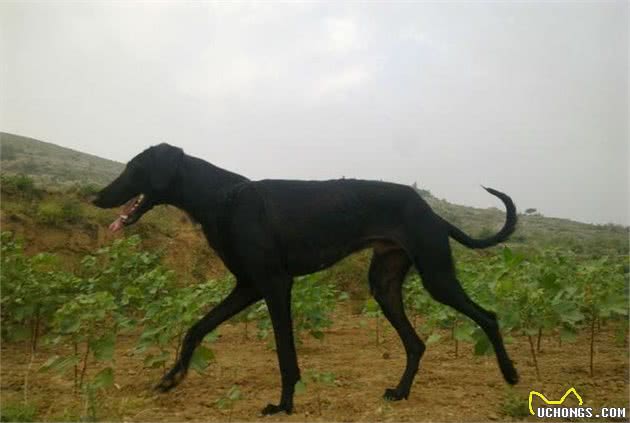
(1, 1, 627, 225)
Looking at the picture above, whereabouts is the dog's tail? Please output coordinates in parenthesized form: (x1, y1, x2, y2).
(444, 186, 517, 249)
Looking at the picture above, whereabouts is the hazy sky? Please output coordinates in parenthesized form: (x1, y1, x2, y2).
(1, 1, 627, 225)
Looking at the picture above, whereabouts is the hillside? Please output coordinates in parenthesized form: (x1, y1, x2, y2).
(0, 132, 124, 188)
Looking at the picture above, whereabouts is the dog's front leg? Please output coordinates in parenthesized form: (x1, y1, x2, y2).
(156, 282, 261, 392)
(260, 280, 300, 416)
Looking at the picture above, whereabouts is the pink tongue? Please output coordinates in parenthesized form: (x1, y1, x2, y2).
(109, 216, 124, 232)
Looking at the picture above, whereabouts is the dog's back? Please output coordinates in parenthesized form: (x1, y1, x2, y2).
(250, 179, 431, 274)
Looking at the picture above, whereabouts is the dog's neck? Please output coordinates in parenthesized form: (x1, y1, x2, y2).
(168, 155, 248, 225)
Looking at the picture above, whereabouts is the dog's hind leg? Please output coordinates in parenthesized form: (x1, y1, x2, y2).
(369, 249, 425, 401)
(156, 281, 261, 392)
(415, 238, 519, 385)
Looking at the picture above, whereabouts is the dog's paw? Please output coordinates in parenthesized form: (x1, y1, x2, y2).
(154, 367, 187, 393)
(499, 358, 519, 385)
(261, 403, 292, 416)
(383, 388, 408, 401)
(154, 378, 176, 393)
(504, 364, 519, 385)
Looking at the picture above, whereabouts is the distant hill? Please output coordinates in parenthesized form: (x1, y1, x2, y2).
(1, 132, 627, 255)
(0, 132, 124, 188)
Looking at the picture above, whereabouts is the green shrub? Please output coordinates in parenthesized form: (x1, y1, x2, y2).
(0, 402, 37, 422)
(60, 198, 83, 223)
(36, 201, 65, 225)
(35, 198, 83, 225)
(0, 174, 36, 197)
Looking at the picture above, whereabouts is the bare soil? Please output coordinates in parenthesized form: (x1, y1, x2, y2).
(1, 305, 628, 422)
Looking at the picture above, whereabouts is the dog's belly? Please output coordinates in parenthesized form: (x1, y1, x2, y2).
(286, 245, 357, 275)
(277, 214, 372, 275)
(284, 237, 400, 276)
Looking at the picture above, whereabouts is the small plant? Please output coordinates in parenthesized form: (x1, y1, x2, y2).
(135, 278, 232, 373)
(295, 370, 336, 415)
(0, 232, 73, 350)
(291, 274, 337, 341)
(234, 302, 268, 340)
(362, 297, 383, 345)
(499, 388, 529, 419)
(255, 273, 338, 345)
(41, 290, 124, 421)
(42, 291, 121, 390)
(577, 258, 628, 376)
(214, 385, 243, 422)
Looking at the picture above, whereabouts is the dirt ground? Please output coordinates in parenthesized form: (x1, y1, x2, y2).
(1, 304, 628, 422)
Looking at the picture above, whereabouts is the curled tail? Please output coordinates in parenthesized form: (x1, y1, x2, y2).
(446, 186, 517, 249)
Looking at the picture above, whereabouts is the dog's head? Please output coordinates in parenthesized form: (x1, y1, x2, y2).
(92, 143, 184, 231)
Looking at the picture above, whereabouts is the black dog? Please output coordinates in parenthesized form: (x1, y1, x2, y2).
(93, 143, 518, 415)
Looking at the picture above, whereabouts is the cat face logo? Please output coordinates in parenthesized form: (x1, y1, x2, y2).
(528, 387, 583, 415)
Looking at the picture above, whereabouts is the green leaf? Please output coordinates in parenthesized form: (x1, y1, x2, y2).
(91, 333, 115, 362)
(599, 294, 629, 317)
(364, 298, 380, 313)
(215, 398, 229, 409)
(559, 327, 578, 343)
(203, 331, 219, 343)
(143, 352, 170, 369)
(539, 272, 559, 291)
(294, 380, 307, 394)
(524, 327, 539, 337)
(309, 330, 324, 340)
(472, 330, 493, 356)
(561, 309, 585, 324)
(320, 372, 335, 385)
(190, 344, 215, 373)
(615, 324, 628, 346)
(227, 385, 242, 401)
(502, 247, 513, 264)
(39, 355, 80, 375)
(8, 325, 31, 342)
(59, 317, 81, 334)
(91, 367, 114, 390)
(453, 325, 474, 342)
(426, 333, 442, 346)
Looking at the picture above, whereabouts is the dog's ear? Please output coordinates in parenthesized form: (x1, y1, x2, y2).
(150, 143, 184, 191)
